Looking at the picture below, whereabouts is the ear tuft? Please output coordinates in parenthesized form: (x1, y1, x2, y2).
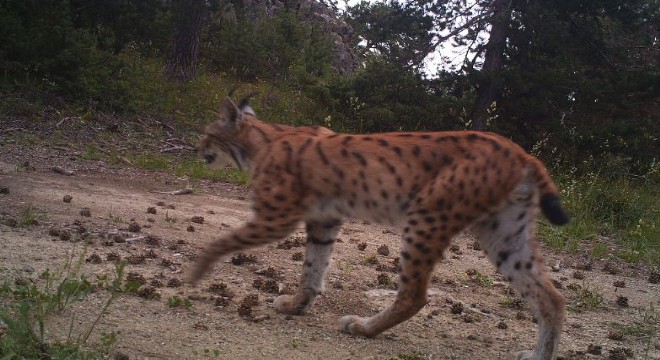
(228, 86, 238, 98)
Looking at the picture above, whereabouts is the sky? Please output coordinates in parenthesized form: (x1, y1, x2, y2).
(337, 0, 484, 77)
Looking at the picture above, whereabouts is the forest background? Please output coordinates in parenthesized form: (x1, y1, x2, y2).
(0, 0, 658, 264)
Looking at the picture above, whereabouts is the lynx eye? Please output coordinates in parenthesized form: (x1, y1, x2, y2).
(204, 153, 217, 164)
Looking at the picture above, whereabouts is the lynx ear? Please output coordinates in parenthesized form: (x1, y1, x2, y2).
(239, 103, 255, 117)
(237, 92, 257, 117)
(221, 97, 241, 124)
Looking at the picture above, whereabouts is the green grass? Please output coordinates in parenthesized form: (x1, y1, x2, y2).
(591, 242, 609, 258)
(285, 338, 304, 349)
(499, 295, 527, 310)
(637, 304, 660, 359)
(96, 151, 250, 185)
(639, 304, 659, 324)
(167, 296, 192, 309)
(191, 348, 222, 358)
(11, 132, 40, 146)
(461, 269, 494, 287)
(174, 158, 249, 185)
(540, 171, 659, 266)
(0, 94, 43, 119)
(164, 211, 178, 225)
(80, 145, 102, 161)
(109, 51, 322, 130)
(360, 255, 378, 265)
(128, 152, 172, 171)
(390, 351, 426, 360)
(470, 271, 493, 287)
(609, 304, 659, 357)
(18, 205, 47, 227)
(108, 211, 124, 223)
(615, 323, 656, 337)
(569, 285, 604, 312)
(540, 220, 594, 253)
(0, 249, 126, 358)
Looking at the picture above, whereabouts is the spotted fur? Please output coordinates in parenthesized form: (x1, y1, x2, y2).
(190, 97, 569, 360)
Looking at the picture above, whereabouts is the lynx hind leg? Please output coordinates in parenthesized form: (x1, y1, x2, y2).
(340, 236, 438, 337)
(341, 203, 457, 336)
(274, 219, 342, 315)
(474, 182, 565, 360)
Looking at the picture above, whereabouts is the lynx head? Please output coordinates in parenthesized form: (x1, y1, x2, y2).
(196, 96, 255, 171)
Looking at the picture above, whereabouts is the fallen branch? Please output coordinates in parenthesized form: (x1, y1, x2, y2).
(0, 127, 23, 133)
(118, 156, 133, 165)
(125, 236, 147, 243)
(159, 138, 195, 153)
(150, 188, 194, 195)
(465, 305, 496, 319)
(56, 116, 76, 127)
(160, 145, 192, 153)
(367, 288, 496, 319)
(96, 146, 128, 153)
(51, 146, 72, 152)
(52, 166, 74, 176)
(155, 120, 176, 132)
(93, 147, 132, 164)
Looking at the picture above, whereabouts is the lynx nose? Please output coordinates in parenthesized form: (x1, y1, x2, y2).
(204, 153, 217, 164)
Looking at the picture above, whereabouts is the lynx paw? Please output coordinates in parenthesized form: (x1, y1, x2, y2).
(186, 260, 210, 286)
(516, 350, 535, 360)
(273, 294, 308, 315)
(339, 315, 373, 337)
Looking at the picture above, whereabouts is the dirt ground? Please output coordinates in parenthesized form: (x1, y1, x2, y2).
(0, 142, 658, 360)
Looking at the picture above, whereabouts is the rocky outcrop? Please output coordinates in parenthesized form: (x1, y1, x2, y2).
(234, 0, 358, 75)
(285, 0, 357, 75)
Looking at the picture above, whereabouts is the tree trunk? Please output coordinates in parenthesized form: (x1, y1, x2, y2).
(469, 0, 511, 131)
(164, 0, 207, 82)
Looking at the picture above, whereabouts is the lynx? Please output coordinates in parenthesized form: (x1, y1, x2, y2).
(190, 97, 569, 360)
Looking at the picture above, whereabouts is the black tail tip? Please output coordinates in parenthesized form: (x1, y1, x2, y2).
(540, 193, 570, 225)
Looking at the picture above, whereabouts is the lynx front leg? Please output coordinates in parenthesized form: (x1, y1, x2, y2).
(188, 216, 300, 285)
(189, 172, 305, 285)
(274, 219, 342, 315)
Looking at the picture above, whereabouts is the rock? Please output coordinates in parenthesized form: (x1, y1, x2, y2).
(615, 296, 629, 307)
(128, 222, 141, 233)
(230, 0, 357, 75)
(649, 270, 660, 284)
(0, 319, 7, 340)
(114, 352, 130, 360)
(586, 344, 602, 355)
(376, 244, 390, 256)
(551, 261, 561, 272)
